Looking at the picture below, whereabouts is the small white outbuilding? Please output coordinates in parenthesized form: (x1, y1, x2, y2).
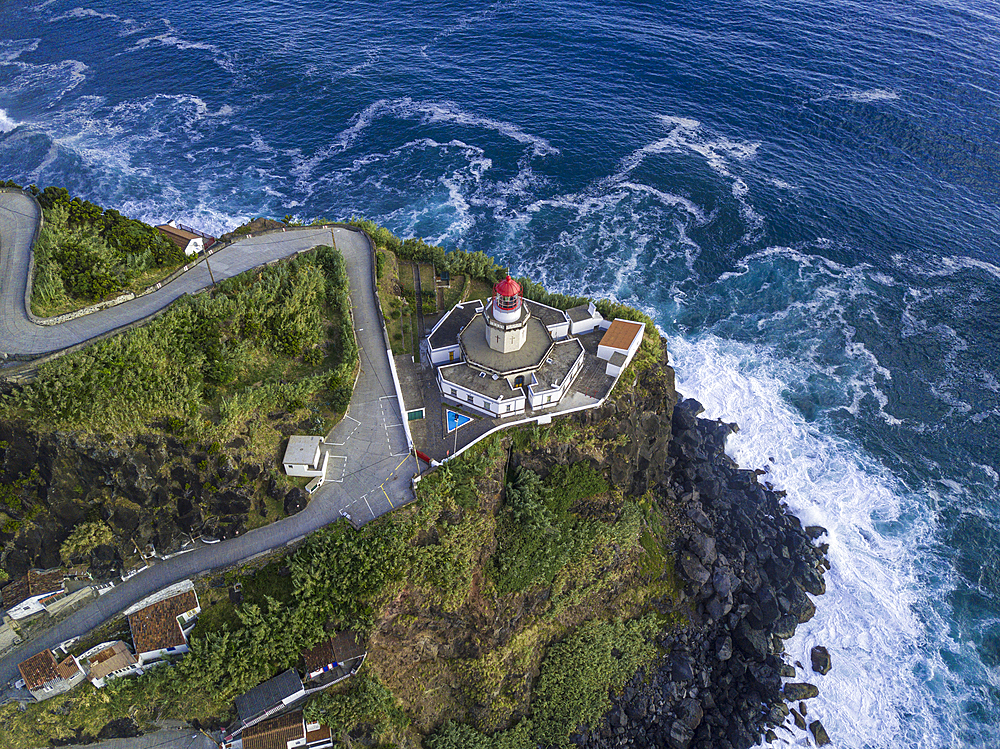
(282, 436, 329, 478)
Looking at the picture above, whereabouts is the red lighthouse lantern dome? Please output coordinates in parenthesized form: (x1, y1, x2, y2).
(493, 275, 522, 312)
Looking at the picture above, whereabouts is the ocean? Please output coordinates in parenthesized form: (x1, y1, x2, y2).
(1, 0, 998, 745)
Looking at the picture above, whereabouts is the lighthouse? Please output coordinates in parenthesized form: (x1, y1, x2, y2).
(485, 275, 530, 354)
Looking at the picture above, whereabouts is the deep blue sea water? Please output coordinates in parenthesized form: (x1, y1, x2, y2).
(2, 0, 999, 745)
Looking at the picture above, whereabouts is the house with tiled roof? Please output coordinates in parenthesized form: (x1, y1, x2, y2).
(301, 630, 366, 682)
(597, 318, 645, 376)
(126, 587, 200, 664)
(155, 220, 216, 256)
(233, 709, 333, 749)
(223, 709, 333, 749)
(18, 648, 85, 701)
(1, 568, 66, 620)
(79, 640, 141, 688)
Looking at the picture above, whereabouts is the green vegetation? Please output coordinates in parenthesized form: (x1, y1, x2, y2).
(0, 424, 681, 748)
(25, 186, 186, 317)
(304, 675, 409, 744)
(60, 520, 114, 564)
(428, 617, 659, 749)
(1, 245, 357, 455)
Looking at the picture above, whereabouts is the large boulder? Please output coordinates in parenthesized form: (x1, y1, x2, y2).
(810, 645, 832, 675)
(782, 682, 819, 701)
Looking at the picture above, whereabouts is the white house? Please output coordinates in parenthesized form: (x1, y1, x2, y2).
(597, 319, 645, 377)
(437, 363, 527, 418)
(127, 586, 201, 664)
(80, 640, 141, 688)
(1, 569, 66, 621)
(282, 436, 330, 478)
(231, 669, 307, 738)
(224, 709, 334, 749)
(18, 649, 85, 702)
(155, 221, 215, 257)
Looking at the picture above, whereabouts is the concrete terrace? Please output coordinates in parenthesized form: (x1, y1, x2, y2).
(0, 191, 416, 685)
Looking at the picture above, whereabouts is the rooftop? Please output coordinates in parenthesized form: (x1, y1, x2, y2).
(522, 299, 569, 329)
(128, 589, 199, 655)
(86, 641, 137, 681)
(439, 363, 521, 400)
(155, 223, 200, 249)
(2, 569, 65, 609)
(241, 710, 304, 749)
(283, 436, 322, 466)
(428, 301, 481, 351)
(235, 668, 303, 723)
(302, 631, 366, 673)
(599, 319, 644, 351)
(18, 650, 59, 691)
(462, 315, 553, 376)
(566, 302, 599, 323)
(533, 338, 585, 391)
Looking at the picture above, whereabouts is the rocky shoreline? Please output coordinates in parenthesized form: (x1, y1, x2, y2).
(575, 397, 832, 749)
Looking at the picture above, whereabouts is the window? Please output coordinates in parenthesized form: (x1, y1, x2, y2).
(467, 394, 474, 403)
(506, 404, 511, 412)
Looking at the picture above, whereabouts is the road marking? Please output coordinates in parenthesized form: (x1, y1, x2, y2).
(383, 486, 394, 509)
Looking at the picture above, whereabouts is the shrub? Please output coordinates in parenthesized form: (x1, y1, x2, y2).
(60, 521, 114, 564)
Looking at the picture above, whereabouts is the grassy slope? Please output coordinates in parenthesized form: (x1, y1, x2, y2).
(0, 417, 684, 749)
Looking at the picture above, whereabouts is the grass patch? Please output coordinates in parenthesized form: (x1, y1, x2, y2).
(441, 273, 466, 310)
(26, 186, 188, 318)
(2, 245, 357, 453)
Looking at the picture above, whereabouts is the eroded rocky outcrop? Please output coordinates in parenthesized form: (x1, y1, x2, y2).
(575, 397, 831, 749)
(0, 421, 304, 580)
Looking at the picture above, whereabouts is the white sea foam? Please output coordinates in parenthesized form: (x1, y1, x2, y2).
(0, 109, 20, 134)
(616, 115, 763, 241)
(333, 98, 559, 158)
(668, 334, 969, 748)
(0, 38, 40, 64)
(335, 48, 381, 79)
(125, 19, 236, 72)
(50, 7, 146, 35)
(811, 88, 900, 105)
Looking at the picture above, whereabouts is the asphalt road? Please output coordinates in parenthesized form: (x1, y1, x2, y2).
(0, 197, 416, 684)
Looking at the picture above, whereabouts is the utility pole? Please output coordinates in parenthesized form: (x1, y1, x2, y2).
(204, 252, 217, 286)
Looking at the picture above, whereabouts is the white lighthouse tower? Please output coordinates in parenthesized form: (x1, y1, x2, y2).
(485, 275, 530, 354)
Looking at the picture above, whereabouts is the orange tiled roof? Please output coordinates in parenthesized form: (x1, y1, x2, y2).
(87, 641, 137, 681)
(2, 569, 65, 609)
(242, 710, 305, 749)
(302, 630, 365, 672)
(18, 650, 59, 691)
(128, 590, 199, 654)
(598, 319, 643, 351)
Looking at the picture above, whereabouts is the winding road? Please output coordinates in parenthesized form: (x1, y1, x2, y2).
(0, 190, 416, 685)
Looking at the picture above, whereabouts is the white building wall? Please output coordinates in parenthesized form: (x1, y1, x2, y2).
(430, 345, 461, 366)
(184, 237, 204, 256)
(7, 591, 61, 620)
(438, 370, 526, 418)
(546, 321, 570, 339)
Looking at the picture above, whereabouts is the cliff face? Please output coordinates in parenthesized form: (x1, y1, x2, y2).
(577, 398, 831, 749)
(0, 422, 305, 580)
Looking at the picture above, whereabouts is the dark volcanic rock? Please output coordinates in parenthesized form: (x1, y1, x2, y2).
(0, 421, 276, 580)
(809, 719, 832, 746)
(783, 682, 819, 701)
(810, 645, 832, 675)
